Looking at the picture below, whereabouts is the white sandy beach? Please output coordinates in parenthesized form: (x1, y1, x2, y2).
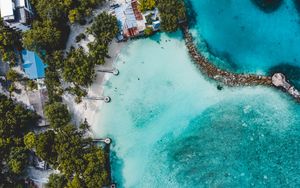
(62, 0, 126, 129)
(63, 40, 125, 128)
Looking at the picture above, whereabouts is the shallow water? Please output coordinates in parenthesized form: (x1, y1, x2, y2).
(94, 31, 300, 187)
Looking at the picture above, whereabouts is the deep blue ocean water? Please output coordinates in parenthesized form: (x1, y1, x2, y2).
(94, 1, 300, 187)
(190, 0, 300, 87)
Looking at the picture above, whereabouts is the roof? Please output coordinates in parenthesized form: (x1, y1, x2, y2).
(0, 0, 14, 18)
(22, 50, 47, 79)
(16, 0, 26, 7)
(114, 2, 138, 30)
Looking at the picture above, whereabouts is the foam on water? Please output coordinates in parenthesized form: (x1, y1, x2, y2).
(94, 32, 300, 187)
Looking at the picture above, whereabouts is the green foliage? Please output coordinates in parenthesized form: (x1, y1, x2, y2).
(44, 51, 64, 103)
(6, 69, 21, 82)
(8, 83, 15, 94)
(67, 174, 83, 188)
(85, 12, 118, 67)
(24, 132, 36, 149)
(87, 41, 108, 65)
(8, 147, 28, 174)
(45, 69, 63, 103)
(88, 12, 118, 45)
(54, 125, 87, 177)
(0, 20, 21, 64)
(66, 85, 88, 103)
(45, 102, 71, 129)
(47, 174, 67, 188)
(0, 95, 38, 186)
(144, 27, 154, 36)
(35, 130, 58, 165)
(79, 120, 90, 133)
(157, 0, 187, 32)
(145, 14, 154, 25)
(63, 48, 95, 87)
(30, 0, 105, 24)
(26, 80, 38, 91)
(138, 0, 156, 12)
(82, 148, 109, 187)
(22, 20, 62, 52)
(68, 9, 81, 24)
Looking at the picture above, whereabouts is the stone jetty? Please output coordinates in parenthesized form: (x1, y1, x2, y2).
(182, 27, 272, 87)
(182, 26, 300, 102)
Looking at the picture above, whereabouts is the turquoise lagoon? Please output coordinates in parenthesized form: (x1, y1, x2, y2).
(94, 32, 300, 187)
(94, 1, 300, 187)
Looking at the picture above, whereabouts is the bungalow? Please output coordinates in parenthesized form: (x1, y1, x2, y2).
(21, 50, 47, 80)
(21, 50, 48, 126)
(113, 0, 146, 38)
(0, 0, 33, 31)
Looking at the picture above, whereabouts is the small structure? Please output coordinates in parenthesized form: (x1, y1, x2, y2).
(97, 68, 119, 76)
(113, 0, 146, 38)
(27, 88, 48, 126)
(21, 50, 48, 126)
(152, 20, 161, 31)
(21, 50, 47, 80)
(272, 73, 300, 100)
(0, 0, 33, 31)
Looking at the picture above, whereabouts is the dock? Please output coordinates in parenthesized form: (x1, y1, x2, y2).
(93, 138, 112, 145)
(83, 96, 111, 103)
(97, 68, 119, 76)
(182, 26, 300, 102)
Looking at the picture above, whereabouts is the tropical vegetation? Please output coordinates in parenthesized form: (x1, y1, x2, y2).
(157, 0, 187, 32)
(0, 95, 39, 187)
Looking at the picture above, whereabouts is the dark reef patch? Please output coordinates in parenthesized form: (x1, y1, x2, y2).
(251, 0, 283, 13)
(294, 0, 300, 13)
(268, 63, 300, 88)
(184, 0, 197, 27)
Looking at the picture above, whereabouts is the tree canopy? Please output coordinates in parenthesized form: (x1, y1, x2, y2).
(0, 19, 22, 64)
(47, 174, 68, 188)
(44, 102, 71, 129)
(0, 95, 39, 186)
(22, 20, 63, 52)
(88, 13, 118, 45)
(30, 0, 105, 23)
(138, 0, 156, 12)
(63, 47, 95, 87)
(157, 0, 187, 32)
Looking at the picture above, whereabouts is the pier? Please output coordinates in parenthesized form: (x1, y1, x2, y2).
(83, 96, 111, 103)
(97, 68, 119, 76)
(93, 138, 112, 145)
(182, 26, 300, 102)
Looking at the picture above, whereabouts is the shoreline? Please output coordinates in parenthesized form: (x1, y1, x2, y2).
(64, 40, 125, 128)
(183, 26, 300, 102)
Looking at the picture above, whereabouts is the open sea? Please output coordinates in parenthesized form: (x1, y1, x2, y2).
(94, 1, 300, 187)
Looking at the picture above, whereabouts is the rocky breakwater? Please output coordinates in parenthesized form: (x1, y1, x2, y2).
(182, 26, 300, 102)
(182, 27, 272, 87)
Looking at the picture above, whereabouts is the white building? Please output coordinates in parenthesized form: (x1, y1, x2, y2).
(0, 0, 33, 31)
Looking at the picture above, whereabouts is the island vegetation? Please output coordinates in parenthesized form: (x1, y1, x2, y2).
(0, 0, 188, 186)
(157, 0, 187, 32)
(0, 20, 22, 65)
(0, 95, 39, 187)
